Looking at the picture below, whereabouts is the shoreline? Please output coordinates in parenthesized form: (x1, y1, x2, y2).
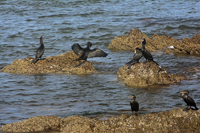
(1, 108, 200, 132)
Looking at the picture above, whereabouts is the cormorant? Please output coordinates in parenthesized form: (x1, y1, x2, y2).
(140, 38, 159, 65)
(32, 36, 45, 64)
(126, 47, 143, 68)
(180, 90, 198, 110)
(130, 94, 139, 116)
(71, 42, 108, 66)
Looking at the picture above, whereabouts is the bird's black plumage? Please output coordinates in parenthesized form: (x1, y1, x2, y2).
(32, 36, 45, 64)
(71, 42, 108, 66)
(180, 90, 198, 110)
(130, 94, 139, 116)
(126, 47, 143, 68)
(140, 38, 159, 65)
(71, 43, 85, 55)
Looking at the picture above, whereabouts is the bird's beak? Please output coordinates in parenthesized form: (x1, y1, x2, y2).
(129, 96, 133, 98)
(180, 91, 186, 94)
(134, 50, 137, 53)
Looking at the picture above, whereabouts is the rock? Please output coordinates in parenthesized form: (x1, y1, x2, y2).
(0, 116, 60, 132)
(108, 29, 200, 55)
(117, 61, 181, 87)
(1, 108, 200, 132)
(1, 51, 97, 75)
(60, 116, 95, 133)
(165, 48, 173, 54)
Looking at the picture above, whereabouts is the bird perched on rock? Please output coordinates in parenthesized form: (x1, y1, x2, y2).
(180, 90, 198, 111)
(126, 47, 143, 68)
(32, 36, 45, 64)
(71, 42, 108, 66)
(140, 38, 159, 66)
(130, 94, 139, 116)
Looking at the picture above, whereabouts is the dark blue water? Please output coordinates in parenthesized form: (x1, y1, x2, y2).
(1, 0, 200, 127)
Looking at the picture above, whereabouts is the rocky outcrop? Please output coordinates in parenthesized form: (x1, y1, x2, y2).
(108, 29, 200, 55)
(1, 108, 200, 132)
(117, 61, 181, 87)
(1, 51, 97, 75)
(0, 116, 60, 132)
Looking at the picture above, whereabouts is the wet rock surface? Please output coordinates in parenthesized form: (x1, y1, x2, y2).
(0, 116, 60, 132)
(108, 29, 200, 55)
(1, 51, 97, 75)
(117, 61, 181, 87)
(1, 108, 200, 133)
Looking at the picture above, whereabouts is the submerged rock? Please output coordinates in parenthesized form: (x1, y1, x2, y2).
(108, 29, 200, 55)
(117, 61, 181, 87)
(1, 108, 200, 132)
(1, 51, 97, 75)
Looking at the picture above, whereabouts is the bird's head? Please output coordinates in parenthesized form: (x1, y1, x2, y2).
(135, 47, 141, 53)
(87, 42, 92, 49)
(130, 94, 136, 100)
(139, 38, 146, 45)
(180, 90, 189, 96)
(40, 36, 43, 44)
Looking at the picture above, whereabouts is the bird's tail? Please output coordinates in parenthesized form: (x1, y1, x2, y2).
(32, 58, 39, 64)
(76, 60, 86, 67)
(152, 60, 159, 66)
(125, 61, 132, 65)
(195, 106, 199, 110)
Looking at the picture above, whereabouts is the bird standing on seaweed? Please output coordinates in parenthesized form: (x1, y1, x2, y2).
(180, 90, 198, 111)
(72, 42, 108, 67)
(32, 36, 45, 64)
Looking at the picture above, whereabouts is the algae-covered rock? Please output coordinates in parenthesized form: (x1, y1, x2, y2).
(0, 116, 60, 132)
(1, 108, 200, 133)
(117, 61, 181, 87)
(1, 51, 97, 75)
(60, 115, 95, 133)
(108, 29, 200, 55)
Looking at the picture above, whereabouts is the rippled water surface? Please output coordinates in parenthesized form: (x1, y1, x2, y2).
(1, 0, 200, 126)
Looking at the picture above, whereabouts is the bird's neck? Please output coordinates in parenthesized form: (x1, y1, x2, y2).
(142, 44, 145, 50)
(86, 45, 90, 50)
(182, 94, 188, 99)
(132, 98, 136, 101)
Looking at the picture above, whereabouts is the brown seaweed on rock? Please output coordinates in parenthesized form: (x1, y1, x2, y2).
(1, 51, 97, 75)
(108, 29, 200, 55)
(117, 61, 181, 87)
(1, 108, 200, 133)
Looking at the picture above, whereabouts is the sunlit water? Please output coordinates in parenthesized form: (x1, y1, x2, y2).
(0, 0, 200, 127)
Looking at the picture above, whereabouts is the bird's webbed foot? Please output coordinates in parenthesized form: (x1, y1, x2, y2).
(127, 65, 132, 69)
(183, 107, 190, 112)
(126, 62, 137, 69)
(135, 112, 139, 116)
(143, 61, 148, 64)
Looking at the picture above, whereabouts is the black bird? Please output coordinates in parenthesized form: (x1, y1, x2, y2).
(140, 38, 159, 65)
(180, 90, 198, 110)
(126, 47, 143, 68)
(71, 42, 108, 66)
(130, 94, 139, 116)
(32, 36, 45, 64)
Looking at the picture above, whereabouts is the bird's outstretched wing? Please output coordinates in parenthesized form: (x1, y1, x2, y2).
(88, 48, 108, 58)
(71, 43, 84, 55)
